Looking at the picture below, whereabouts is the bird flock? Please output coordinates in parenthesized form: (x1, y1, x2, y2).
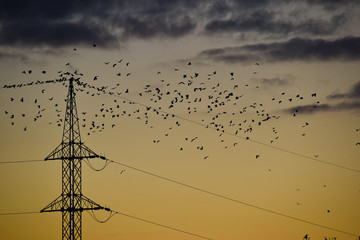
(2, 44, 359, 217)
(3, 46, 360, 153)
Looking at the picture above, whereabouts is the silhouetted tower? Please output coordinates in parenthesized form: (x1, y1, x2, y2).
(41, 77, 106, 240)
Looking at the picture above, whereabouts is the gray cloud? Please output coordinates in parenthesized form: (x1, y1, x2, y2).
(0, 0, 200, 48)
(204, 10, 345, 36)
(0, 50, 29, 61)
(121, 16, 196, 39)
(305, 0, 359, 11)
(257, 76, 293, 87)
(0, 0, 358, 49)
(283, 101, 360, 114)
(0, 21, 117, 48)
(328, 81, 360, 100)
(198, 36, 360, 63)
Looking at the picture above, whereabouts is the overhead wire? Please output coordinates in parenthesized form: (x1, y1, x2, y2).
(110, 210, 213, 240)
(83, 158, 111, 171)
(0, 210, 213, 240)
(106, 158, 359, 238)
(1, 157, 358, 237)
(0, 211, 40, 216)
(1, 79, 358, 173)
(1, 79, 359, 238)
(0, 160, 46, 164)
(87, 208, 116, 223)
(78, 82, 360, 174)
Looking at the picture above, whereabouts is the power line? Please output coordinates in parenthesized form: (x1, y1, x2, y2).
(112, 210, 213, 240)
(0, 211, 40, 216)
(0, 160, 46, 164)
(2, 80, 359, 173)
(82, 84, 360, 174)
(1, 159, 358, 237)
(0, 210, 212, 239)
(2, 79, 359, 238)
(107, 158, 359, 238)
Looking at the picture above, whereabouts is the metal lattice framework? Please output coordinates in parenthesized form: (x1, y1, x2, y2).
(41, 77, 105, 240)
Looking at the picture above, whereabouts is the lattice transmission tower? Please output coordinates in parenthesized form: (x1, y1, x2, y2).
(41, 77, 108, 240)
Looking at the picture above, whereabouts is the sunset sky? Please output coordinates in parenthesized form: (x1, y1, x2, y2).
(0, 1, 360, 240)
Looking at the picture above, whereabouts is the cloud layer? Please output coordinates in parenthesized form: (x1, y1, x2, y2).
(283, 101, 360, 114)
(0, 0, 359, 49)
(198, 36, 360, 63)
(328, 81, 360, 100)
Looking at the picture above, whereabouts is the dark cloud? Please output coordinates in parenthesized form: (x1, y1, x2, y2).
(0, 21, 117, 48)
(257, 76, 293, 87)
(0, 0, 358, 49)
(198, 36, 360, 64)
(305, 0, 359, 11)
(0, 50, 29, 61)
(0, 0, 117, 48)
(283, 101, 360, 114)
(0, 0, 200, 48)
(328, 81, 360, 100)
(204, 10, 345, 36)
(122, 16, 196, 39)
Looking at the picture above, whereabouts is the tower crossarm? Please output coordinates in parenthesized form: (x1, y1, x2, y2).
(41, 194, 106, 213)
(45, 142, 101, 161)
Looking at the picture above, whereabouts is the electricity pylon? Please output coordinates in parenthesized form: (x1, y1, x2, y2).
(41, 77, 107, 240)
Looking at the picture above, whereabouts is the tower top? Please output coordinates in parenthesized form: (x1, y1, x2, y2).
(45, 77, 99, 161)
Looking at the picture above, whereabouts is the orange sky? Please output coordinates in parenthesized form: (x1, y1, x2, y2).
(1, 1, 360, 240)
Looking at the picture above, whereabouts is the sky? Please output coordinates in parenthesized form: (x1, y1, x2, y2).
(0, 0, 360, 239)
